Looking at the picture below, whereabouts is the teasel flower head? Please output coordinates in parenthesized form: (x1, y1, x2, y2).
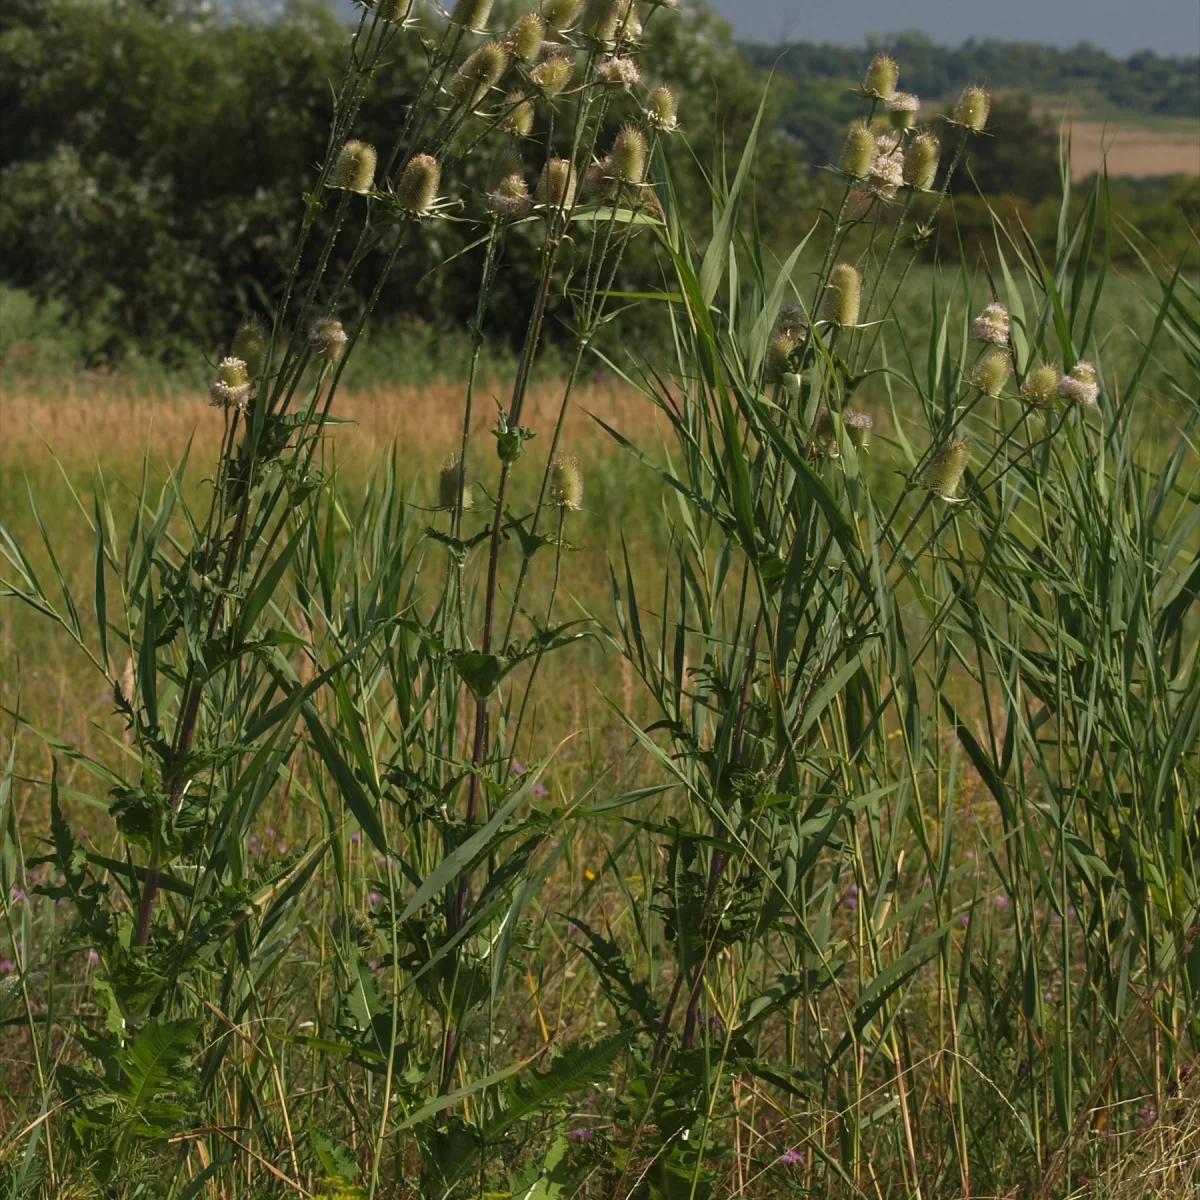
(230, 314, 269, 377)
(531, 53, 573, 97)
(971, 301, 1010, 345)
(548, 453, 583, 509)
(542, 0, 582, 31)
(582, 0, 621, 42)
(823, 263, 862, 328)
(208, 356, 252, 411)
(309, 317, 348, 362)
(970, 345, 1012, 397)
(507, 12, 545, 61)
(764, 331, 798, 382)
(920, 439, 971, 500)
(868, 136, 904, 199)
(811, 408, 839, 458)
(537, 157, 577, 208)
(887, 92, 920, 129)
(450, 42, 510, 110)
(776, 303, 808, 341)
(610, 124, 647, 186)
(367, 0, 414, 21)
(903, 130, 940, 190)
(450, 0, 493, 31)
(953, 85, 990, 132)
(438, 454, 473, 511)
(584, 156, 613, 198)
(329, 139, 377, 194)
(395, 153, 441, 214)
(839, 119, 876, 180)
(596, 55, 640, 89)
(490, 170, 533, 217)
(1058, 360, 1099, 407)
(843, 408, 873, 450)
(614, 0, 642, 41)
(1020, 363, 1061, 409)
(644, 84, 679, 132)
(862, 52, 899, 100)
(500, 91, 535, 135)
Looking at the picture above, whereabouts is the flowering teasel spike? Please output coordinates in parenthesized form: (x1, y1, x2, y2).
(644, 84, 678, 132)
(920, 439, 971, 501)
(1020, 363, 1061, 409)
(531, 53, 573, 97)
(970, 345, 1012, 397)
(887, 92, 920, 129)
(230, 315, 269, 377)
(329, 139, 377, 194)
(953, 85, 990, 132)
(450, 0, 493, 30)
(614, 0, 642, 41)
(507, 12, 545, 61)
(369, 0, 414, 21)
(548, 453, 583, 509)
(764, 331, 798, 382)
(971, 301, 1010, 345)
(862, 52, 899, 100)
(903, 131, 940, 190)
(823, 263, 862, 328)
(595, 55, 640, 89)
(537, 157, 577, 209)
(396, 153, 441, 214)
(840, 119, 876, 180)
(309, 317, 348, 362)
(1058, 360, 1099, 407)
(490, 170, 534, 217)
(541, 0, 582, 30)
(500, 91, 535, 136)
(581, 0, 621, 42)
(438, 455, 473, 511)
(610, 124, 647, 186)
(868, 133, 903, 198)
(450, 41, 510, 110)
(843, 409, 873, 450)
(208, 356, 252, 412)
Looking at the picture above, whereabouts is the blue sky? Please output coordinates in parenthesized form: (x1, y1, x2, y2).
(710, 0, 1200, 57)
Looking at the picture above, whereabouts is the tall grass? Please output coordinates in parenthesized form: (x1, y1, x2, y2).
(1, 8, 1198, 1200)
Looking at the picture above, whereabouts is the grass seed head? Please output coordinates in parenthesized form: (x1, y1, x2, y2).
(541, 0, 582, 30)
(970, 345, 1013, 396)
(824, 263, 862, 328)
(308, 317, 348, 362)
(887, 92, 920, 129)
(953, 85, 990, 132)
(863, 52, 899, 100)
(1058, 360, 1099, 406)
(538, 157, 577, 208)
(208, 356, 251, 411)
(903, 131, 940, 189)
(610, 124, 647, 185)
(972, 301, 1010, 345)
(438, 454, 473, 510)
(329, 139, 377, 194)
(450, 0, 493, 30)
(1020, 363, 1061, 408)
(548, 453, 583, 509)
(500, 91, 535, 135)
(920, 438, 971, 499)
(645, 84, 678, 131)
(531, 53, 573, 97)
(230, 315, 269, 377)
(840, 119, 876, 179)
(450, 41, 510, 110)
(396, 153, 441, 214)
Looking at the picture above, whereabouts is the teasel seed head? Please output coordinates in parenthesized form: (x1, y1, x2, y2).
(595, 55, 640, 89)
(823, 263, 862, 328)
(541, 0, 582, 30)
(868, 135, 904, 199)
(764, 331, 798, 382)
(548, 453, 583, 509)
(840, 119, 876, 180)
(811, 408, 839, 458)
(776, 303, 808, 341)
(329, 139, 377, 194)
(368, 0, 414, 21)
(537, 157, 577, 208)
(920, 439, 971, 500)
(887, 92, 920, 129)
(903, 131, 940, 190)
(953, 85, 990, 132)
(531, 53, 573, 97)
(584, 156, 613, 197)
(1020, 363, 1061, 409)
(971, 301, 1010, 345)
(862, 52, 899, 100)
(615, 0, 642, 41)
(499, 91, 535, 135)
(843, 408, 873, 449)
(610, 124, 647, 185)
(507, 12, 545, 61)
(644, 84, 679, 132)
(450, 41, 510, 110)
(1058, 360, 1099, 407)
(395, 153, 441, 214)
(450, 0, 493, 31)
(308, 317, 348, 362)
(970, 345, 1012, 397)
(438, 454, 473, 511)
(489, 170, 533, 217)
(230, 314, 269, 377)
(582, 0, 621, 41)
(208, 356, 252, 411)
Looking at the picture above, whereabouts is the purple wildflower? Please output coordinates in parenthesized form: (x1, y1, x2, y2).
(843, 883, 858, 910)
(0, 960, 14, 974)
(777, 1148, 804, 1166)
(368, 892, 382, 905)
(532, 782, 547, 797)
(350, 832, 361, 845)
(568, 1127, 594, 1140)
(10, 888, 24, 902)
(87, 949, 100, 965)
(512, 760, 525, 774)
(993, 894, 1010, 910)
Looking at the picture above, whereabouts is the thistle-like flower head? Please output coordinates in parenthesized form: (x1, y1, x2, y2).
(531, 53, 574, 97)
(450, 42, 510, 110)
(309, 317, 348, 362)
(840, 119, 876, 180)
(823, 263, 862, 328)
(1020, 363, 1061, 409)
(542, 0, 582, 30)
(843, 408, 873, 449)
(868, 135, 904, 199)
(903, 131, 940, 190)
(971, 301, 1010, 345)
(507, 12, 545, 61)
(920, 439, 971, 500)
(644, 84, 678, 132)
(538, 157, 577, 208)
(548, 453, 583, 509)
(500, 92, 535, 136)
(230, 315, 269, 377)
(595, 55, 640, 89)
(764, 331, 798, 382)
(609, 124, 647, 186)
(953, 85, 990, 133)
(1058, 360, 1099, 407)
(489, 171, 533, 217)
(582, 0, 621, 41)
(862, 53, 899, 100)
(208, 356, 252, 411)
(438, 455, 473, 511)
(970, 345, 1012, 397)
(886, 92, 920, 129)
(329, 139, 377, 194)
(450, 0, 493, 31)
(396, 153, 441, 215)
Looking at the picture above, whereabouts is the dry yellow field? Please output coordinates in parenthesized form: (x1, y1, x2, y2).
(1063, 119, 1200, 180)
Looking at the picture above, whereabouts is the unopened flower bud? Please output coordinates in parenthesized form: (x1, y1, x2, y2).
(230, 315, 269, 377)
(582, 0, 621, 42)
(886, 92, 920, 129)
(823, 263, 861, 328)
(541, 0, 582, 30)
(953, 85, 990, 133)
(395, 153, 441, 214)
(595, 55, 640, 89)
(840, 119, 876, 180)
(309, 317, 348, 362)
(500, 92, 535, 135)
(329, 139, 377, 194)
(1020, 363, 1060, 409)
(903, 131, 939, 190)
(971, 301, 1010, 345)
(610, 124, 646, 185)
(843, 409, 873, 450)
(531, 53, 573, 97)
(920, 439, 971, 500)
(970, 345, 1012, 397)
(507, 12, 545, 61)
(537, 157, 577, 208)
(764, 331, 798, 382)
(1058, 360, 1099, 407)
(208, 356, 251, 411)
(548, 453, 583, 509)
(450, 0, 493, 30)
(863, 53, 898, 100)
(644, 85, 678, 132)
(438, 455, 473, 511)
(450, 42, 510, 110)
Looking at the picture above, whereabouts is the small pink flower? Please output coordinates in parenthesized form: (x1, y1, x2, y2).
(350, 832, 361, 845)
(777, 1148, 804, 1166)
(993, 894, 1010, 910)
(87, 949, 100, 965)
(368, 892, 382, 905)
(0, 960, 14, 974)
